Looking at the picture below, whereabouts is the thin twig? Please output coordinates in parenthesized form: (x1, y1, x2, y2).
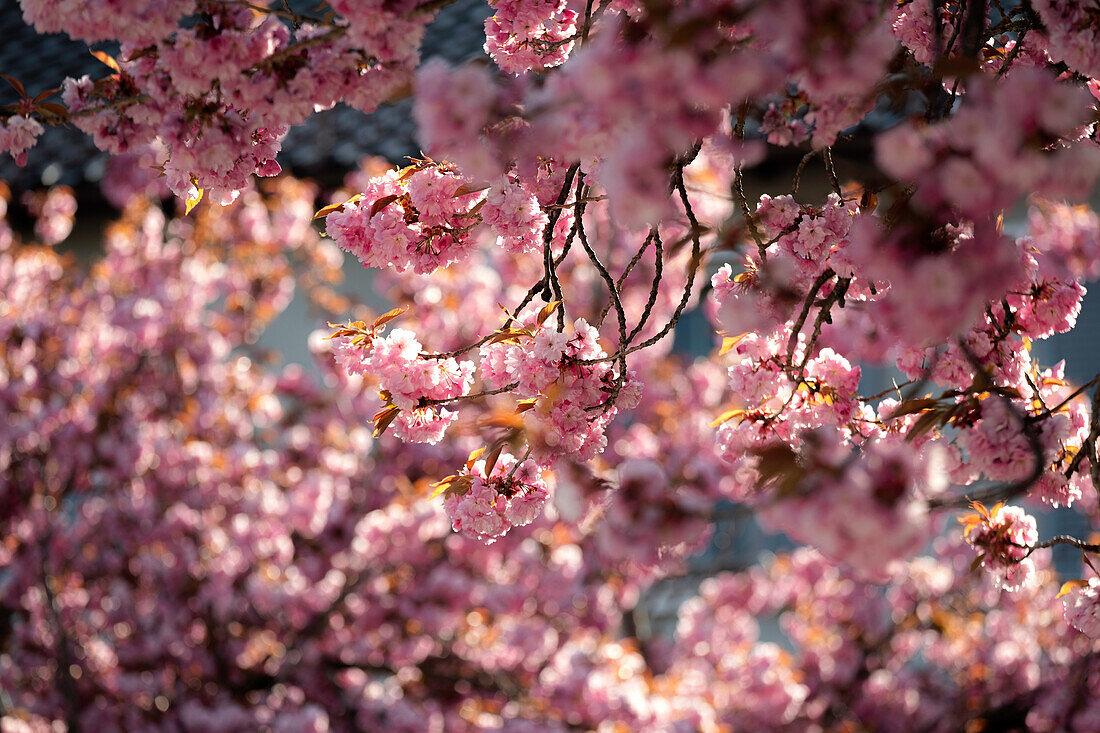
(785, 268, 835, 368)
(1030, 374, 1100, 422)
(420, 382, 520, 406)
(625, 230, 664, 345)
(596, 230, 654, 327)
(1024, 535, 1100, 558)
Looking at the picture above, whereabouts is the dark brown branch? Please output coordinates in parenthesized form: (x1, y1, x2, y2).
(625, 229, 664, 345)
(784, 268, 835, 369)
(1024, 535, 1100, 557)
(596, 229, 655, 327)
(421, 382, 520, 406)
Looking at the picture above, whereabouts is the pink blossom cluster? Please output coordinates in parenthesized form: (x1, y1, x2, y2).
(761, 0, 896, 146)
(0, 115, 43, 167)
(875, 69, 1100, 220)
(480, 315, 642, 461)
(325, 164, 484, 274)
(327, 163, 551, 272)
(480, 176, 550, 254)
(758, 434, 946, 581)
(417, 17, 773, 229)
(334, 325, 474, 444)
(7, 154, 1100, 729)
(711, 192, 860, 337)
(484, 0, 579, 74)
(661, 544, 1100, 731)
(100, 141, 172, 209)
(595, 457, 713, 572)
(18, 0, 192, 44)
(1025, 201, 1100, 283)
(21, 185, 77, 245)
(962, 502, 1039, 591)
(708, 184, 1100, 580)
(9, 1, 1100, 726)
(1062, 577, 1100, 639)
(17, 0, 430, 202)
(891, 0, 942, 67)
(441, 451, 549, 542)
(1032, 0, 1100, 78)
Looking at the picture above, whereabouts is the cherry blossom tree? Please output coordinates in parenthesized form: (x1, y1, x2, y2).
(4, 0, 1100, 730)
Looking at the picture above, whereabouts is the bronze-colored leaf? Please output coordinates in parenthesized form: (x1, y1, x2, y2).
(906, 410, 942, 440)
(373, 307, 406, 328)
(313, 194, 363, 220)
(0, 74, 26, 97)
(370, 194, 401, 217)
(33, 87, 59, 103)
(887, 397, 939, 420)
(36, 102, 68, 118)
(466, 447, 486, 471)
(452, 182, 490, 197)
(91, 50, 121, 72)
(483, 443, 505, 477)
(372, 405, 401, 437)
(536, 300, 561, 327)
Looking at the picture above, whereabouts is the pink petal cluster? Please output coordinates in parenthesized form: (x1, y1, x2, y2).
(480, 316, 641, 461)
(0, 116, 44, 167)
(334, 326, 474, 444)
(758, 434, 945, 580)
(21, 186, 77, 245)
(875, 69, 1100, 219)
(964, 503, 1039, 591)
(325, 165, 484, 274)
(484, 0, 579, 74)
(1032, 0, 1100, 78)
(1062, 577, 1100, 638)
(442, 452, 550, 543)
(480, 177, 549, 254)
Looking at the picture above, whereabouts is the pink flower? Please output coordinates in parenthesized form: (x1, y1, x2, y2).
(0, 116, 44, 167)
(962, 502, 1038, 591)
(1062, 578, 1100, 638)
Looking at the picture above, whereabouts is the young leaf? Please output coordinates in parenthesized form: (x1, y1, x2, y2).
(1056, 579, 1089, 599)
(372, 405, 401, 437)
(313, 193, 363, 220)
(0, 74, 26, 98)
(33, 87, 59, 103)
(36, 102, 69, 118)
(536, 301, 561, 327)
(373, 307, 406, 329)
(91, 50, 121, 72)
(887, 397, 939, 420)
(370, 194, 401, 218)
(428, 476, 457, 500)
(719, 333, 749, 355)
(483, 442, 504, 477)
(185, 189, 204, 215)
(452, 182, 490, 197)
(466, 447, 486, 471)
(710, 408, 746, 427)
